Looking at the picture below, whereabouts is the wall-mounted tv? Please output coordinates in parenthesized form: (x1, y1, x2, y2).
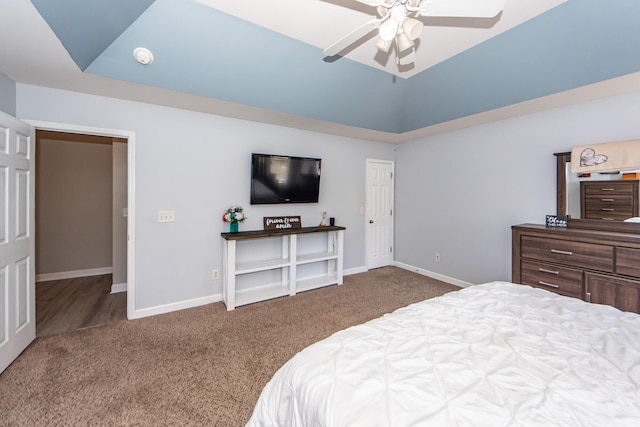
(250, 153, 321, 204)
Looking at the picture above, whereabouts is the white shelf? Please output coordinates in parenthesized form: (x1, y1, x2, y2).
(296, 251, 339, 265)
(235, 284, 290, 307)
(222, 226, 344, 310)
(236, 258, 290, 275)
(296, 274, 339, 293)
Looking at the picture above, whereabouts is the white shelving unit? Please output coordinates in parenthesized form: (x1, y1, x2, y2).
(221, 226, 345, 311)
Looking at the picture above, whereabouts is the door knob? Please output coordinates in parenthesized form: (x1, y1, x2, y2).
(369, 220, 374, 224)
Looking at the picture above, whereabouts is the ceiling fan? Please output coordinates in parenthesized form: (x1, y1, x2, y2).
(323, 0, 506, 67)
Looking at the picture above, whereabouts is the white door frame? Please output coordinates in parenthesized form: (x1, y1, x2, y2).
(365, 158, 394, 269)
(24, 120, 136, 320)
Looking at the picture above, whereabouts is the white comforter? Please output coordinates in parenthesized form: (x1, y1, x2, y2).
(247, 282, 640, 426)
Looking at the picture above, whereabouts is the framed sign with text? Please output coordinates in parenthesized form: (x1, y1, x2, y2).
(545, 215, 567, 227)
(263, 216, 302, 230)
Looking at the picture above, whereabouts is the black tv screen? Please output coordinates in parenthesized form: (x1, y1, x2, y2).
(251, 153, 321, 204)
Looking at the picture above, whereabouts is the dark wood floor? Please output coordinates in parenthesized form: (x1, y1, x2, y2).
(36, 274, 127, 337)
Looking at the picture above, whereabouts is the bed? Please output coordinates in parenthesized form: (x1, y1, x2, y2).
(246, 281, 640, 426)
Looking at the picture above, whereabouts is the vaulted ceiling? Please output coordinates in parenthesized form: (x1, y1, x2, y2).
(1, 0, 640, 142)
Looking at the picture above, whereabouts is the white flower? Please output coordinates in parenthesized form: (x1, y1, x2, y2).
(235, 212, 244, 221)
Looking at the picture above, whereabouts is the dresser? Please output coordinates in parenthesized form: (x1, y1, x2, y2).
(512, 223, 640, 313)
(580, 180, 639, 221)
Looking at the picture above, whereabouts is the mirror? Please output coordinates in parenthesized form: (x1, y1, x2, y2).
(555, 152, 640, 232)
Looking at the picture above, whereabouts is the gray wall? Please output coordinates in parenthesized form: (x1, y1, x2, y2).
(0, 71, 16, 116)
(21, 81, 640, 315)
(394, 89, 640, 284)
(17, 84, 395, 311)
(36, 137, 113, 274)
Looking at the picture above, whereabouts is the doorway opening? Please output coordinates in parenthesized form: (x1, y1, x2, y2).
(34, 130, 128, 336)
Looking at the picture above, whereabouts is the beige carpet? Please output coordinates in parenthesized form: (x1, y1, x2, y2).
(0, 266, 459, 426)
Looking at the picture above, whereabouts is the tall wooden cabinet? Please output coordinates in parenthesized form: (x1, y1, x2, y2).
(512, 224, 640, 314)
(580, 180, 639, 221)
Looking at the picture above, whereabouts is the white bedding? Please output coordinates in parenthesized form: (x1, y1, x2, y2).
(247, 282, 640, 426)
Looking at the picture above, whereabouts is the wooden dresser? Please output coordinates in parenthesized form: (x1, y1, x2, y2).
(580, 180, 639, 221)
(512, 223, 640, 313)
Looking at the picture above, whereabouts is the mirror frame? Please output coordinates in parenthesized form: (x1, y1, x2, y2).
(555, 151, 640, 233)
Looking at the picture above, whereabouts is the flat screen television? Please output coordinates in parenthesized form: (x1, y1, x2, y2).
(250, 153, 321, 204)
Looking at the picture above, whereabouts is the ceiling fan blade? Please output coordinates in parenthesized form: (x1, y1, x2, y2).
(353, 0, 388, 6)
(418, 0, 506, 18)
(323, 19, 379, 57)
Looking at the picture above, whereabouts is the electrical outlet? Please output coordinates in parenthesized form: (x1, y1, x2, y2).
(157, 211, 175, 222)
(212, 269, 220, 280)
(435, 253, 441, 262)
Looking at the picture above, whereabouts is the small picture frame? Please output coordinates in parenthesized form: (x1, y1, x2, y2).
(546, 215, 567, 227)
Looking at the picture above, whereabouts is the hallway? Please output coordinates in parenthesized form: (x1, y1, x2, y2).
(36, 275, 126, 337)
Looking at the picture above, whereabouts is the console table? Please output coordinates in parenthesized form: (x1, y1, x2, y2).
(221, 226, 345, 311)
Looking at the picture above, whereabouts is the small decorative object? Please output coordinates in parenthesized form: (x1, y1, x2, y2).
(546, 215, 567, 227)
(319, 211, 327, 226)
(329, 217, 335, 226)
(223, 206, 246, 233)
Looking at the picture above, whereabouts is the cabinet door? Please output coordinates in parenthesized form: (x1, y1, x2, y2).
(584, 272, 640, 314)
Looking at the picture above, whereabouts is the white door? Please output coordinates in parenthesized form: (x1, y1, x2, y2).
(366, 159, 394, 269)
(0, 111, 35, 374)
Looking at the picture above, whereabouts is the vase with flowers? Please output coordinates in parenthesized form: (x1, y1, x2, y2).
(223, 206, 246, 233)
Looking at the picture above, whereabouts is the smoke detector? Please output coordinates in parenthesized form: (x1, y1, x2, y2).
(133, 47, 154, 65)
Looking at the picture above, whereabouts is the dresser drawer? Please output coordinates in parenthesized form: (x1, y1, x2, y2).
(521, 236, 614, 272)
(616, 247, 640, 278)
(521, 260, 583, 298)
(583, 182, 636, 195)
(584, 194, 634, 206)
(583, 210, 634, 221)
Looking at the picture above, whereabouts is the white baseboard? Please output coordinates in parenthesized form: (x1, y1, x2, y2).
(130, 267, 368, 320)
(393, 261, 474, 289)
(111, 283, 127, 294)
(344, 266, 368, 276)
(129, 293, 223, 320)
(127, 263, 468, 320)
(36, 267, 114, 283)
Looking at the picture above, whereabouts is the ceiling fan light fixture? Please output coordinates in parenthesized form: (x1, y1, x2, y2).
(402, 18, 424, 41)
(375, 37, 393, 53)
(396, 32, 414, 54)
(379, 19, 399, 41)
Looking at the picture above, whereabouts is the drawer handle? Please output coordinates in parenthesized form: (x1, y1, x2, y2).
(601, 208, 615, 211)
(601, 188, 615, 191)
(602, 218, 615, 221)
(550, 249, 573, 256)
(538, 281, 560, 289)
(538, 268, 560, 275)
(601, 198, 615, 202)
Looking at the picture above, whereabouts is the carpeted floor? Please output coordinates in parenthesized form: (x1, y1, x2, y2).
(0, 266, 459, 426)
